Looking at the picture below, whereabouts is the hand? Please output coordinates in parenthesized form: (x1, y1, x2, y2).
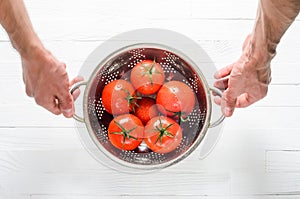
(214, 35, 272, 117)
(21, 46, 83, 118)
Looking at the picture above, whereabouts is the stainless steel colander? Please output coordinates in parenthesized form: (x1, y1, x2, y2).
(71, 29, 225, 172)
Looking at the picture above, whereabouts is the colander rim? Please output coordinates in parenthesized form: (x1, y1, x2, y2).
(80, 43, 213, 171)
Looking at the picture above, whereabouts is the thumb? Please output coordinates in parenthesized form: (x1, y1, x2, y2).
(221, 88, 238, 117)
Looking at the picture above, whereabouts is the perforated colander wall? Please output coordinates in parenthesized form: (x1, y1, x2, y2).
(86, 46, 208, 166)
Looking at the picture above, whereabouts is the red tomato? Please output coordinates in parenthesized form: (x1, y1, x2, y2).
(134, 97, 159, 125)
(101, 80, 139, 115)
(144, 116, 182, 154)
(108, 114, 144, 150)
(130, 60, 165, 95)
(156, 81, 195, 121)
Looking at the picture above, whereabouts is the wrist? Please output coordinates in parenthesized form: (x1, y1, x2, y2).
(242, 35, 273, 85)
(12, 31, 45, 59)
(21, 40, 47, 61)
(20, 38, 51, 73)
(245, 33, 276, 69)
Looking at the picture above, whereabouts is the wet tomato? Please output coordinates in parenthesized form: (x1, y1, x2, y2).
(156, 81, 195, 121)
(108, 114, 144, 150)
(101, 80, 139, 115)
(144, 116, 182, 154)
(134, 97, 159, 125)
(130, 60, 165, 95)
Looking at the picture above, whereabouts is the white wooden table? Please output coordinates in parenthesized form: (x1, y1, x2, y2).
(0, 0, 299, 198)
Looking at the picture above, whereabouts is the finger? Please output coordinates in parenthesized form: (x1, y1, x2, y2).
(58, 93, 74, 118)
(58, 76, 84, 118)
(214, 63, 234, 79)
(235, 94, 251, 108)
(70, 76, 84, 86)
(235, 93, 260, 108)
(35, 95, 61, 115)
(69, 76, 84, 101)
(51, 98, 61, 115)
(214, 77, 229, 90)
(56, 80, 74, 118)
(53, 68, 74, 117)
(221, 88, 238, 117)
(213, 96, 221, 106)
(25, 84, 34, 97)
(71, 88, 81, 101)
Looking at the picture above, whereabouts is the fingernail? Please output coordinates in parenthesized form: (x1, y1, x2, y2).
(62, 109, 73, 117)
(63, 109, 72, 113)
(224, 107, 232, 116)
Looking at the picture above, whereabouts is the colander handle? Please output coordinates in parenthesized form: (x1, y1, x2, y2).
(209, 87, 225, 128)
(69, 81, 87, 123)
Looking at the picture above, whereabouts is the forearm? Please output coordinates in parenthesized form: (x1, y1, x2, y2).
(250, 0, 300, 64)
(0, 0, 44, 57)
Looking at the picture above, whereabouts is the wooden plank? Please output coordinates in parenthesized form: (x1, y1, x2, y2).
(0, 192, 29, 199)
(0, 166, 230, 195)
(254, 85, 300, 107)
(22, 0, 300, 21)
(266, 150, 300, 173)
(220, 129, 300, 152)
(270, 63, 300, 85)
(190, 0, 257, 19)
(0, 105, 74, 127)
(29, 195, 300, 199)
(224, 107, 300, 130)
(231, 172, 300, 195)
(30, 195, 229, 199)
(0, 147, 224, 174)
(205, 128, 300, 173)
(0, 128, 81, 151)
(24, 0, 192, 20)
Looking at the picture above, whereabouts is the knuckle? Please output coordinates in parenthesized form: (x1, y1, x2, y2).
(52, 109, 61, 115)
(223, 91, 236, 105)
(34, 96, 44, 106)
(25, 87, 33, 97)
(60, 96, 73, 109)
(62, 70, 69, 79)
(260, 91, 268, 99)
(259, 87, 268, 99)
(57, 70, 69, 84)
(61, 62, 67, 69)
(64, 94, 73, 103)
